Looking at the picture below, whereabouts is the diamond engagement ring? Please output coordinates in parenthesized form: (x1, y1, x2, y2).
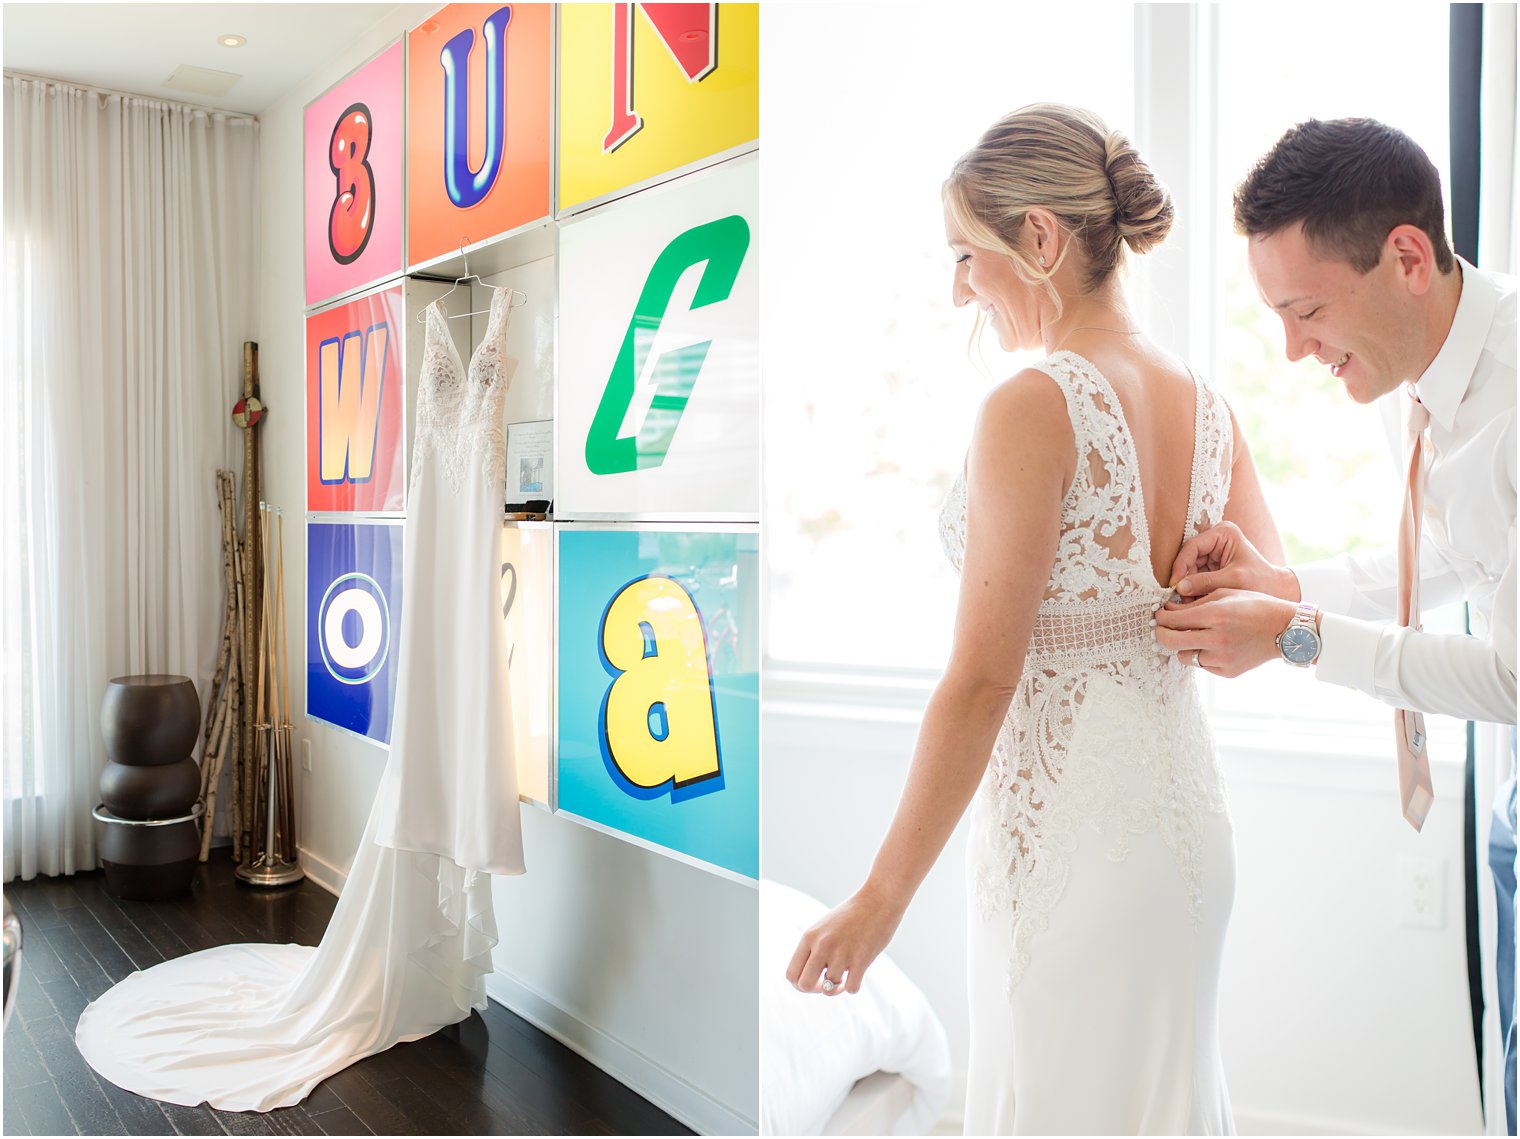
(821, 977, 840, 994)
(1192, 651, 1203, 669)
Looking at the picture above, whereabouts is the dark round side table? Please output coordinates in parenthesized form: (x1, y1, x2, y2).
(95, 674, 202, 900)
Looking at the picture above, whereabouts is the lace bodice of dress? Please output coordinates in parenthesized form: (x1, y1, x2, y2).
(938, 350, 1235, 988)
(415, 287, 514, 495)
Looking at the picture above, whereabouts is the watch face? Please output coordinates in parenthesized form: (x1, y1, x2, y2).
(1280, 626, 1319, 665)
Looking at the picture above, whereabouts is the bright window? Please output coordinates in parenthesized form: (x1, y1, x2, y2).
(763, 4, 1464, 758)
(1194, 3, 1461, 753)
(763, 3, 1134, 673)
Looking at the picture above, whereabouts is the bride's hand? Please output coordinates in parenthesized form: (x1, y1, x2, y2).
(1170, 521, 1297, 601)
(785, 882, 905, 996)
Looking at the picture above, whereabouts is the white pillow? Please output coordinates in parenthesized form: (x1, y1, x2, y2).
(759, 880, 951, 1136)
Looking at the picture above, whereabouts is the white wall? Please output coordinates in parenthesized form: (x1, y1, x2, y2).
(257, 10, 757, 1134)
(764, 698, 1485, 1136)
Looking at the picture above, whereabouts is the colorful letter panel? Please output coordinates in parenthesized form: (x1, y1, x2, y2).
(304, 42, 405, 307)
(557, 527, 758, 878)
(557, 155, 758, 518)
(306, 287, 406, 513)
(559, 3, 759, 213)
(500, 523, 552, 805)
(407, 3, 552, 268)
(307, 521, 404, 745)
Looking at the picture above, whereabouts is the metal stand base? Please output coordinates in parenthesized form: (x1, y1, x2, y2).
(234, 856, 304, 888)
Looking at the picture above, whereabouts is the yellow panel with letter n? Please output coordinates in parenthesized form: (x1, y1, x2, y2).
(558, 3, 759, 215)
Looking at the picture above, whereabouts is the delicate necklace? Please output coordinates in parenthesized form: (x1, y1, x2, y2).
(1050, 324, 1141, 355)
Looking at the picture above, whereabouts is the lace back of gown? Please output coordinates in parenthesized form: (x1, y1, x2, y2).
(938, 350, 1235, 989)
(953, 351, 1241, 1133)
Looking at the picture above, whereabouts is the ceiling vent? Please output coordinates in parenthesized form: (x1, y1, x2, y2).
(163, 64, 241, 97)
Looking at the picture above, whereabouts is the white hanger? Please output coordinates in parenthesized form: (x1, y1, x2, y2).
(416, 237, 528, 322)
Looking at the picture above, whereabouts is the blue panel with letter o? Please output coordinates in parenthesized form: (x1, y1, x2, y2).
(557, 526, 758, 879)
(306, 519, 403, 745)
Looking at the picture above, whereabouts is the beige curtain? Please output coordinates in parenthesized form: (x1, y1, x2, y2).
(2, 74, 260, 880)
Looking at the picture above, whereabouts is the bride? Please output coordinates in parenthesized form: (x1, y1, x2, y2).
(785, 103, 1283, 1134)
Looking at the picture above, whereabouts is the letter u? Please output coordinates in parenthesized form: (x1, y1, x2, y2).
(440, 6, 511, 209)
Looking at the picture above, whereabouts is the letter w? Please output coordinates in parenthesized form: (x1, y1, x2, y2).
(319, 323, 389, 485)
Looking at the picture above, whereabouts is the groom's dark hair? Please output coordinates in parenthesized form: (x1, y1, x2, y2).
(1233, 117, 1456, 275)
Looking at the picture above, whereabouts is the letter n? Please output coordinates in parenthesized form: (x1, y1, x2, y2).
(604, 3, 717, 153)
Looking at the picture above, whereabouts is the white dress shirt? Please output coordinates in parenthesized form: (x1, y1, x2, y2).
(1293, 257, 1517, 725)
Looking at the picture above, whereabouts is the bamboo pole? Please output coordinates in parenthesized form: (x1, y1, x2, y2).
(256, 506, 271, 740)
(199, 617, 230, 810)
(235, 502, 302, 887)
(276, 510, 296, 862)
(250, 504, 273, 865)
(200, 470, 235, 796)
(199, 697, 235, 861)
(228, 507, 246, 859)
(264, 504, 284, 865)
(238, 343, 263, 864)
(199, 469, 242, 860)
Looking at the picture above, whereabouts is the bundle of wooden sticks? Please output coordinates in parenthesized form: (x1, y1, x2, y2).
(250, 502, 298, 868)
(197, 481, 299, 876)
(197, 470, 245, 861)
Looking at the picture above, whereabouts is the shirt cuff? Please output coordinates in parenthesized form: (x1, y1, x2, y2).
(1313, 611, 1382, 698)
(1292, 559, 1359, 616)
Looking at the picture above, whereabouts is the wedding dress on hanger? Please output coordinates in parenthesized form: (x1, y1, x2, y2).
(941, 351, 1237, 1135)
(75, 286, 525, 1113)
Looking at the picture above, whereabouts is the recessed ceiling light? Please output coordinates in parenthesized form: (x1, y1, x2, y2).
(218, 34, 246, 48)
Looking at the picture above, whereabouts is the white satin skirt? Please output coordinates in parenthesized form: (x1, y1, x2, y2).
(74, 790, 496, 1112)
(962, 785, 1237, 1134)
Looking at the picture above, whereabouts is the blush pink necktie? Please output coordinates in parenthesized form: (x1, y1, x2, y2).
(1396, 386, 1434, 831)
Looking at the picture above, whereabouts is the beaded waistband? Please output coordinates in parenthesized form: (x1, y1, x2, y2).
(1027, 594, 1164, 670)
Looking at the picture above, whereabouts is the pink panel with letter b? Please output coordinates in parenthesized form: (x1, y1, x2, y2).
(304, 41, 405, 308)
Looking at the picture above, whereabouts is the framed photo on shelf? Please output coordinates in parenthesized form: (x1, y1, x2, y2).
(505, 420, 553, 507)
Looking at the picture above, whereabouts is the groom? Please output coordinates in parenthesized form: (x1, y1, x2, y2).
(1154, 117, 1517, 1126)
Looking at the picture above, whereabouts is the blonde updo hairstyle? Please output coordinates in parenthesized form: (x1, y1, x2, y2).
(944, 103, 1174, 318)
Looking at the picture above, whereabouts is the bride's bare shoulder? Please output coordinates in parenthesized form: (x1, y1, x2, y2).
(984, 366, 1070, 416)
(968, 368, 1077, 481)
(977, 367, 1073, 434)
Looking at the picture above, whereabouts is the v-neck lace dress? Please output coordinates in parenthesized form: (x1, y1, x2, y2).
(939, 351, 1238, 1135)
(374, 287, 525, 874)
(74, 287, 525, 1112)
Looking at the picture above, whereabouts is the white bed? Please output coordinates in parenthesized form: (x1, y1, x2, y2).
(760, 880, 952, 1136)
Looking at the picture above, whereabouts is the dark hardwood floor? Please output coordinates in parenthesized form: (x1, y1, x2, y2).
(3, 853, 694, 1136)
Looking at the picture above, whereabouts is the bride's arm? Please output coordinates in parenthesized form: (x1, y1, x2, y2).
(785, 370, 1074, 995)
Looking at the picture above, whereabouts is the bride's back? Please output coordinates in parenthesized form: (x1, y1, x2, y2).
(1070, 335, 1216, 589)
(938, 343, 1233, 680)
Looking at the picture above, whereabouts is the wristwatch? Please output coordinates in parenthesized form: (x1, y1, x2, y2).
(1276, 601, 1321, 667)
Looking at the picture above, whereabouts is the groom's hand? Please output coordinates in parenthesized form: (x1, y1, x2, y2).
(1155, 588, 1297, 677)
(1170, 521, 1299, 602)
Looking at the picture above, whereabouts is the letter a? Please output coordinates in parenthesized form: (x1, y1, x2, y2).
(599, 576, 722, 795)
